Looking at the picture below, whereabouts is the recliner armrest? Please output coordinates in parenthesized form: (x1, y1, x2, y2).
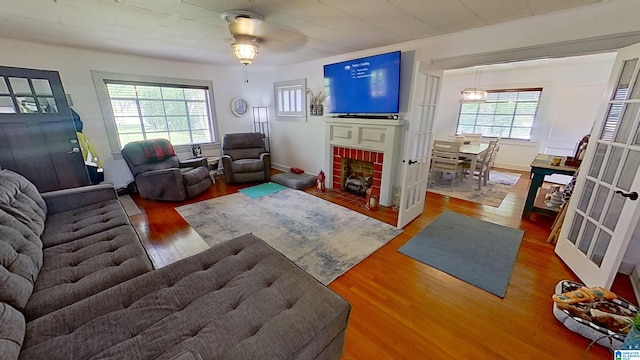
(136, 168, 186, 201)
(42, 184, 118, 215)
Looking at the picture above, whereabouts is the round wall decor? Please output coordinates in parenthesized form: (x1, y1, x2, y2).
(231, 97, 249, 117)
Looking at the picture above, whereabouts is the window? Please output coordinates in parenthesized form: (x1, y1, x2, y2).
(92, 71, 218, 154)
(456, 88, 542, 140)
(0, 76, 58, 114)
(274, 78, 306, 121)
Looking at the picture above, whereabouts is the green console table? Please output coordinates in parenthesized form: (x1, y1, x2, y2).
(522, 154, 578, 218)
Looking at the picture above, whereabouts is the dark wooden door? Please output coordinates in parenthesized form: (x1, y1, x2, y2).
(0, 66, 89, 192)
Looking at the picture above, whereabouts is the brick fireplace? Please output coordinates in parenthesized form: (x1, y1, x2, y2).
(332, 146, 383, 195)
(325, 117, 405, 206)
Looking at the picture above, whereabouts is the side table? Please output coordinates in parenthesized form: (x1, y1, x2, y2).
(522, 154, 578, 218)
(204, 156, 220, 183)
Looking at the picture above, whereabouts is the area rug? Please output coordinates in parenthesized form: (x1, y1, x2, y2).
(176, 189, 402, 284)
(427, 170, 520, 207)
(239, 182, 288, 198)
(398, 211, 524, 297)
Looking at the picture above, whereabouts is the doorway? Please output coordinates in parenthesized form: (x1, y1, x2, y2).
(0, 66, 89, 192)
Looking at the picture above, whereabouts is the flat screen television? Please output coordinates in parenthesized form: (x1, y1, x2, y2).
(323, 50, 401, 115)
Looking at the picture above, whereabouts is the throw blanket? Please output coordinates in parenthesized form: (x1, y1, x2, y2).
(142, 139, 175, 163)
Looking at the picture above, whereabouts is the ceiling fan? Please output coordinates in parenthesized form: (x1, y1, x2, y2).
(220, 10, 264, 67)
(221, 10, 308, 69)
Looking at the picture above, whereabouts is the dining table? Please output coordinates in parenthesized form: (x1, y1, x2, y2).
(459, 142, 490, 176)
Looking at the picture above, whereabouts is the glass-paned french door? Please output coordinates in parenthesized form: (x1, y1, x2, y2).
(556, 42, 640, 288)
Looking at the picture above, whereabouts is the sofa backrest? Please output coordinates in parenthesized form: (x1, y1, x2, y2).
(221, 132, 266, 160)
(0, 170, 47, 237)
(0, 210, 43, 311)
(0, 170, 45, 312)
(0, 302, 25, 360)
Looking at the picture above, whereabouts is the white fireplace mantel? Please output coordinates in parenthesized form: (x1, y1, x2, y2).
(325, 117, 406, 206)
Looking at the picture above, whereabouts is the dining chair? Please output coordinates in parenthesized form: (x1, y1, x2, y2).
(430, 140, 465, 188)
(489, 137, 501, 169)
(463, 140, 497, 190)
(462, 133, 483, 145)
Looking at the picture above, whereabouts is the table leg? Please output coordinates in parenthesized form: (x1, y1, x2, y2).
(523, 172, 545, 218)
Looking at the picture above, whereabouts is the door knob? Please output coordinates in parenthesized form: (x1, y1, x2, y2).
(70, 139, 78, 144)
(615, 190, 638, 200)
(67, 147, 80, 154)
(408, 160, 418, 165)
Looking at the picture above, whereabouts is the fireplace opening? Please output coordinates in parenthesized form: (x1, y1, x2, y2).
(340, 159, 373, 196)
(332, 146, 383, 198)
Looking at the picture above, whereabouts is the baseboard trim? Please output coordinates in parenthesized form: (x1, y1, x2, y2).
(619, 261, 636, 275)
(271, 163, 290, 173)
(493, 162, 530, 172)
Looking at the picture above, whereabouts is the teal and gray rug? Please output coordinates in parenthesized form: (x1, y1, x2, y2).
(177, 189, 402, 284)
(427, 170, 520, 207)
(399, 211, 524, 297)
(238, 182, 288, 198)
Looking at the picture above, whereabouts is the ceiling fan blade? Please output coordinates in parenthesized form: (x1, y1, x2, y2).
(257, 23, 308, 52)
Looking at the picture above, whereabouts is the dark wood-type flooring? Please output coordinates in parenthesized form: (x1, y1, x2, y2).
(127, 169, 637, 360)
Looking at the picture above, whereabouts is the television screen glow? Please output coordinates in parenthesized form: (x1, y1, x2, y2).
(323, 51, 401, 114)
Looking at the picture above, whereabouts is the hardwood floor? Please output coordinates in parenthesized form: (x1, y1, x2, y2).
(127, 171, 636, 360)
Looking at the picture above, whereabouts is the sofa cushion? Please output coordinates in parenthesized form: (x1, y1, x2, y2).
(24, 224, 153, 321)
(0, 302, 25, 360)
(0, 170, 46, 238)
(0, 212, 43, 311)
(21, 233, 350, 360)
(271, 172, 317, 190)
(40, 200, 131, 248)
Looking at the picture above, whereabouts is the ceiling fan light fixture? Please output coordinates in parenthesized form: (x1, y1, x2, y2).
(231, 39, 258, 65)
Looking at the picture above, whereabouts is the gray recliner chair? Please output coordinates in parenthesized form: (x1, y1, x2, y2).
(221, 132, 271, 184)
(121, 139, 212, 201)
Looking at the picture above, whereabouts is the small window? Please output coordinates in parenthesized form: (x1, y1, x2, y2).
(274, 78, 306, 121)
(456, 88, 542, 140)
(0, 76, 58, 114)
(92, 71, 218, 154)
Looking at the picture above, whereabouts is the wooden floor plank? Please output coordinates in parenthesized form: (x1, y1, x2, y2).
(127, 170, 636, 359)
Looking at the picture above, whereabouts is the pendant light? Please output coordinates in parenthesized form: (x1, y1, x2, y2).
(460, 88, 488, 102)
(460, 66, 488, 103)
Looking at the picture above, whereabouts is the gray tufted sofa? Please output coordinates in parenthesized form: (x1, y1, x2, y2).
(0, 169, 350, 360)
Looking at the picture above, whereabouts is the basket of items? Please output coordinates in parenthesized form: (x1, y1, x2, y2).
(552, 280, 638, 350)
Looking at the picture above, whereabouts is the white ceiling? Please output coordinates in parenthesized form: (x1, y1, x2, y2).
(0, 0, 611, 68)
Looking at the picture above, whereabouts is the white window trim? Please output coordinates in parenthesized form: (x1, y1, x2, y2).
(455, 88, 543, 141)
(91, 71, 219, 158)
(274, 78, 307, 121)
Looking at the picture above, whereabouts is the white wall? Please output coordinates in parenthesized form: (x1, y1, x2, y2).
(2, 0, 639, 185)
(266, 51, 615, 181)
(437, 54, 615, 170)
(0, 38, 274, 188)
(265, 0, 640, 174)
